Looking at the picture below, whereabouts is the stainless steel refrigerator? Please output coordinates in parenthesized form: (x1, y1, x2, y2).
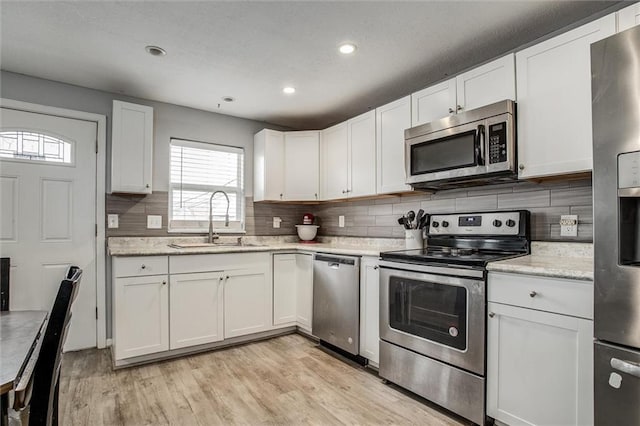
(592, 25, 640, 425)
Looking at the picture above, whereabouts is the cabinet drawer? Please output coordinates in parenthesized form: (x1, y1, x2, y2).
(113, 256, 168, 278)
(488, 272, 593, 319)
(169, 252, 270, 274)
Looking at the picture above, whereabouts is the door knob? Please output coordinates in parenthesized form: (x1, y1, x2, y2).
(488, 312, 495, 318)
(141, 264, 146, 269)
(519, 164, 525, 171)
(448, 107, 455, 114)
(529, 291, 537, 298)
(456, 105, 463, 112)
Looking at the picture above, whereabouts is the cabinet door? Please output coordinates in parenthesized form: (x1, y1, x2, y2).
(110, 100, 153, 194)
(348, 110, 377, 198)
(618, 2, 640, 31)
(376, 96, 412, 194)
(224, 266, 272, 338)
(114, 274, 168, 360)
(283, 131, 320, 201)
(359, 257, 380, 365)
(254, 129, 285, 201)
(456, 54, 516, 113)
(411, 78, 456, 127)
(169, 272, 224, 350)
(296, 253, 313, 333)
(273, 254, 297, 325)
(487, 302, 594, 426)
(516, 15, 616, 179)
(320, 122, 349, 200)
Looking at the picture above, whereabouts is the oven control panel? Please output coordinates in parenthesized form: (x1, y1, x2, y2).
(429, 212, 521, 236)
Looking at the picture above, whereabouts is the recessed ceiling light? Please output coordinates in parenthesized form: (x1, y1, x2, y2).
(222, 96, 235, 103)
(283, 87, 296, 94)
(145, 45, 167, 57)
(339, 43, 357, 55)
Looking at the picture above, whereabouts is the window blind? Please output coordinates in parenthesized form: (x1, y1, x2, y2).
(169, 139, 245, 233)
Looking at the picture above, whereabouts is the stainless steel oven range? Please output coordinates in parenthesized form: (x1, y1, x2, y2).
(378, 210, 530, 425)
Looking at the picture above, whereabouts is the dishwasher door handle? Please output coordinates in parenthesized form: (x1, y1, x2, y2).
(328, 262, 340, 269)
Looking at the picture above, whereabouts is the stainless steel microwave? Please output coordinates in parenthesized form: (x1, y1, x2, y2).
(405, 100, 517, 190)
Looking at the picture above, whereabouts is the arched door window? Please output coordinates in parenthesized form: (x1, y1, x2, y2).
(0, 131, 73, 164)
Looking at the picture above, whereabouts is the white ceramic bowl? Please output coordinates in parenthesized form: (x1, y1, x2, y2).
(295, 224, 319, 241)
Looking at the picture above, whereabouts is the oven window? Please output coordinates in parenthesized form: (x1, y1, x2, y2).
(410, 130, 477, 175)
(389, 276, 467, 350)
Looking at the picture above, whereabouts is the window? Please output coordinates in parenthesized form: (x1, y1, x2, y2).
(0, 131, 73, 164)
(169, 139, 245, 233)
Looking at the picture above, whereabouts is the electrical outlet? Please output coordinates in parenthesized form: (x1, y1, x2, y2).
(107, 214, 119, 229)
(147, 215, 162, 229)
(339, 215, 345, 228)
(273, 217, 282, 228)
(560, 215, 578, 237)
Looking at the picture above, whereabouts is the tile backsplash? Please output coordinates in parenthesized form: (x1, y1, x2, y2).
(107, 177, 593, 242)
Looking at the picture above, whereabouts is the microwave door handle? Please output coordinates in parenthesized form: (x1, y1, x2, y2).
(476, 124, 486, 165)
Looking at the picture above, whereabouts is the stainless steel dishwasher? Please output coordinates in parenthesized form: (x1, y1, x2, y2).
(312, 253, 361, 357)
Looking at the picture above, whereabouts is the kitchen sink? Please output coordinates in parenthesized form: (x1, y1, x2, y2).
(168, 242, 265, 249)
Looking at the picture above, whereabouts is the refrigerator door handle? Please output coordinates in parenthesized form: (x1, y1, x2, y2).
(611, 357, 640, 378)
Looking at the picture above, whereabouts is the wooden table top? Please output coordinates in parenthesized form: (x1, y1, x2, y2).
(0, 310, 47, 394)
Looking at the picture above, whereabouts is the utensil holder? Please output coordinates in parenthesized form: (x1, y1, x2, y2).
(405, 229, 424, 250)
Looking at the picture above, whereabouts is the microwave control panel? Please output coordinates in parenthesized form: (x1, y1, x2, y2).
(488, 122, 508, 164)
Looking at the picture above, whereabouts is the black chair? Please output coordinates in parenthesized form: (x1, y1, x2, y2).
(25, 266, 82, 426)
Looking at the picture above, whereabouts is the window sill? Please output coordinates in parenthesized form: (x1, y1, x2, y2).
(167, 228, 246, 234)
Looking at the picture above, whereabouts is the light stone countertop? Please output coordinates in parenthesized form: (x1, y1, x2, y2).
(108, 235, 406, 258)
(486, 242, 594, 281)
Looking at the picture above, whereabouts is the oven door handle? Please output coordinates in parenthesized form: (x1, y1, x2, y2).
(476, 124, 485, 166)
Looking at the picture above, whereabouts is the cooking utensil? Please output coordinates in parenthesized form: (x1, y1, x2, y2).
(415, 209, 424, 229)
(407, 210, 416, 229)
(418, 214, 429, 229)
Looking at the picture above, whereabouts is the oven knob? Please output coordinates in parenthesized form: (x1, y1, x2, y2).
(432, 221, 439, 228)
(493, 219, 502, 227)
(441, 221, 449, 228)
(506, 219, 516, 227)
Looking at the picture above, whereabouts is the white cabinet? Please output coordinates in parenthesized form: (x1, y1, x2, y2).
(376, 96, 412, 194)
(253, 129, 285, 201)
(273, 254, 298, 325)
(320, 122, 349, 200)
(320, 111, 376, 200)
(224, 266, 272, 338)
(359, 257, 380, 365)
(284, 131, 320, 201)
(411, 55, 515, 127)
(348, 110, 377, 198)
(113, 274, 169, 360)
(169, 272, 224, 350)
(296, 253, 313, 333)
(618, 2, 640, 31)
(515, 15, 616, 179)
(110, 100, 153, 194)
(487, 273, 594, 426)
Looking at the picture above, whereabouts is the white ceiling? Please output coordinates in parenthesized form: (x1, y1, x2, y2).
(0, 1, 619, 129)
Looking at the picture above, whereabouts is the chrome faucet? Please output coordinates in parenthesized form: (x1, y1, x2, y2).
(208, 190, 230, 243)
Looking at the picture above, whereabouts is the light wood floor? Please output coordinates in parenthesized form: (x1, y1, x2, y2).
(60, 334, 468, 425)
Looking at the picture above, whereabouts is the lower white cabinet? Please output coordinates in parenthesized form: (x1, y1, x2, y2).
(296, 253, 313, 333)
(114, 274, 169, 360)
(224, 266, 272, 338)
(487, 273, 594, 426)
(169, 272, 224, 350)
(359, 256, 380, 365)
(273, 254, 298, 325)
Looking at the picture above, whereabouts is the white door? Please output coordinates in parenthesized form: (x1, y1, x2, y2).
(618, 2, 640, 31)
(320, 122, 348, 200)
(169, 272, 224, 350)
(456, 54, 516, 112)
(283, 131, 320, 201)
(359, 257, 380, 365)
(224, 266, 271, 338)
(376, 96, 412, 194)
(411, 78, 456, 127)
(0, 107, 97, 351)
(348, 110, 377, 198)
(295, 253, 313, 333)
(273, 254, 297, 325)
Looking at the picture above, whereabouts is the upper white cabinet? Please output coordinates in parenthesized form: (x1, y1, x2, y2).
(253, 129, 285, 201)
(283, 131, 320, 201)
(320, 122, 349, 200)
(359, 257, 380, 366)
(487, 272, 594, 426)
(411, 54, 515, 127)
(376, 96, 412, 194)
(515, 15, 616, 179)
(321, 111, 376, 200)
(110, 100, 154, 194)
(618, 2, 640, 31)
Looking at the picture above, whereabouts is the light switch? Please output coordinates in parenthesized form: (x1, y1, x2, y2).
(107, 214, 119, 229)
(147, 215, 162, 229)
(273, 217, 282, 228)
(339, 215, 345, 228)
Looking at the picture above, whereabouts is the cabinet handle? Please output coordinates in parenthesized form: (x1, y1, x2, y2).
(145, 184, 150, 188)
(488, 312, 495, 318)
(162, 280, 166, 285)
(373, 266, 379, 270)
(529, 291, 537, 298)
(448, 107, 455, 114)
(226, 275, 230, 280)
(280, 193, 283, 199)
(456, 104, 463, 112)
(219, 276, 223, 281)
(141, 264, 146, 269)
(342, 190, 346, 194)
(519, 164, 525, 171)
(315, 193, 318, 199)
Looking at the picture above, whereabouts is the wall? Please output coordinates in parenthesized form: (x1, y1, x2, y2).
(313, 178, 593, 242)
